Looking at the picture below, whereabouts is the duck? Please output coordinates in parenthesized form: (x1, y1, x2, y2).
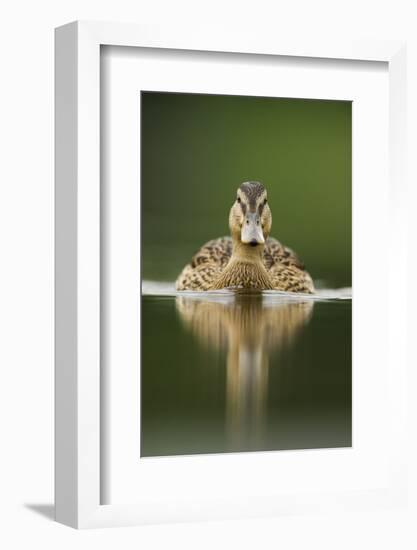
(176, 181, 315, 293)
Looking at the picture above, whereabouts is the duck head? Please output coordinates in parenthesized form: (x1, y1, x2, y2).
(229, 181, 272, 248)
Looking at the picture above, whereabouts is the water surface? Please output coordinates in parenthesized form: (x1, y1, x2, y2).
(141, 283, 352, 457)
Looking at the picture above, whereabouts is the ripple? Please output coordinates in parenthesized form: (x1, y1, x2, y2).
(141, 280, 352, 301)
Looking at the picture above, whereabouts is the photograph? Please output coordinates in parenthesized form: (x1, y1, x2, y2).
(140, 91, 352, 457)
(0, 1, 410, 543)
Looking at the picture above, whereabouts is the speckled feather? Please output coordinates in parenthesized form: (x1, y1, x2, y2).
(176, 236, 314, 293)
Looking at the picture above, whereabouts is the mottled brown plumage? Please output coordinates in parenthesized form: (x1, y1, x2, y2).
(176, 181, 314, 293)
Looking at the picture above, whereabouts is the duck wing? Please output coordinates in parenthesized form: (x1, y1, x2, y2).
(176, 237, 232, 291)
(190, 236, 233, 269)
(263, 237, 306, 271)
(263, 237, 315, 293)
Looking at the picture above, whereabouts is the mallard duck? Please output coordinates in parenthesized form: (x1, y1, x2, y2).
(176, 181, 315, 293)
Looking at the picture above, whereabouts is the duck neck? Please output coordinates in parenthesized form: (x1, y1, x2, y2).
(231, 240, 265, 264)
(210, 238, 273, 290)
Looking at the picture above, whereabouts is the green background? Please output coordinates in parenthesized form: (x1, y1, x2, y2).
(141, 92, 352, 288)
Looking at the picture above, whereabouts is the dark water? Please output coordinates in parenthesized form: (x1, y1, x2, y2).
(141, 288, 352, 457)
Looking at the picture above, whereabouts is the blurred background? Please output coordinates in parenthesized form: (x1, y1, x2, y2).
(141, 92, 351, 288)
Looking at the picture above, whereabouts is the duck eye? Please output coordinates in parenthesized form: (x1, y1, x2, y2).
(264, 198, 267, 205)
(237, 197, 241, 203)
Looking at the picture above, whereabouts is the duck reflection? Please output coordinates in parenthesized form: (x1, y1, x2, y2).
(176, 292, 314, 451)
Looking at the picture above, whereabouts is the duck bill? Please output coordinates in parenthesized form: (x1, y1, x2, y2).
(241, 214, 265, 246)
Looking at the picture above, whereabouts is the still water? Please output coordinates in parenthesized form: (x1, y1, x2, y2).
(141, 283, 352, 457)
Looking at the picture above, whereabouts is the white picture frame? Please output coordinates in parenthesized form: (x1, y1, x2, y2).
(55, 21, 407, 529)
